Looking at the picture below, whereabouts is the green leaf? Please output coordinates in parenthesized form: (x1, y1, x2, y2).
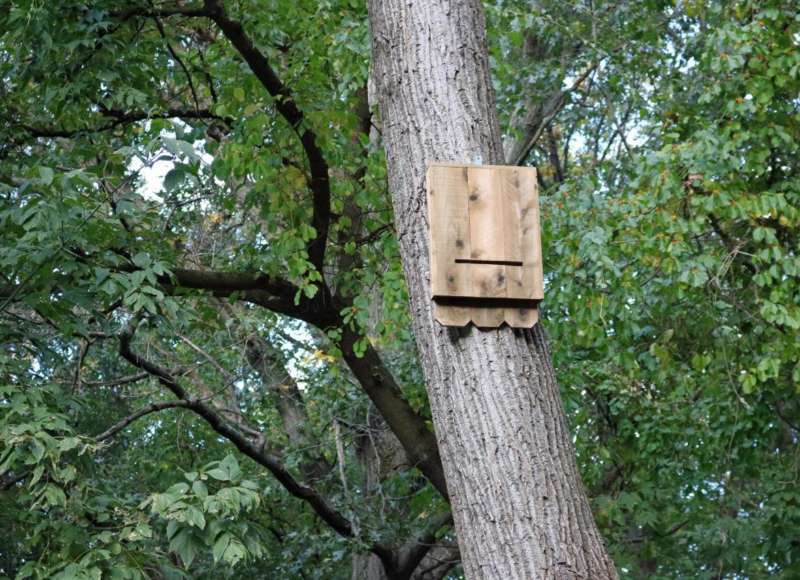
(185, 506, 206, 530)
(207, 455, 241, 482)
(132, 252, 151, 269)
(191, 479, 208, 500)
(58, 437, 80, 452)
(163, 168, 186, 192)
(212, 532, 232, 562)
(38, 167, 55, 185)
(133, 523, 153, 539)
(212, 533, 247, 565)
(169, 529, 197, 567)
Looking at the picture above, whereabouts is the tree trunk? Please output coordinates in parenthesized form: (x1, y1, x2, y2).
(367, 1, 618, 578)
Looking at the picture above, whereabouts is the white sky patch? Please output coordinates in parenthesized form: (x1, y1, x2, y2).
(126, 123, 214, 200)
(128, 155, 173, 200)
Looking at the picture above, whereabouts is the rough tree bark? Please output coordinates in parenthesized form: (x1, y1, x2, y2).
(367, 1, 618, 578)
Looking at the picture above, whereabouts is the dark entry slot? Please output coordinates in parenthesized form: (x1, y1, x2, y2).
(433, 296, 540, 309)
(455, 258, 523, 267)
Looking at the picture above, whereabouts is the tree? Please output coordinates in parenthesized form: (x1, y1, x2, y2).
(367, 0, 615, 577)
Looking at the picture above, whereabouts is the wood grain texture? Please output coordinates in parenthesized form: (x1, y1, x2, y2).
(465, 167, 506, 327)
(428, 165, 472, 326)
(426, 163, 542, 327)
(433, 302, 472, 327)
(519, 166, 544, 299)
(501, 167, 524, 297)
(466, 166, 506, 298)
(504, 304, 539, 328)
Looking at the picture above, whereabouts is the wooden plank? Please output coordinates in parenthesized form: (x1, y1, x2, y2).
(518, 167, 543, 299)
(500, 168, 526, 300)
(504, 305, 539, 328)
(466, 167, 506, 298)
(426, 163, 543, 328)
(427, 165, 471, 325)
(466, 167, 505, 327)
(427, 164, 471, 299)
(433, 303, 471, 327)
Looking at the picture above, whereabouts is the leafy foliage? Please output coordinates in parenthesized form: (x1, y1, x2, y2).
(1, 0, 798, 578)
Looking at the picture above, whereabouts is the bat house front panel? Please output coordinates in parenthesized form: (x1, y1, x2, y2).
(427, 163, 543, 304)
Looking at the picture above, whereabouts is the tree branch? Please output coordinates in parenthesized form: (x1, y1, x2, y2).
(120, 265, 446, 504)
(397, 512, 456, 577)
(159, 267, 318, 321)
(201, 0, 331, 272)
(18, 108, 227, 140)
(116, 325, 395, 565)
(411, 543, 461, 580)
(116, 263, 442, 497)
(150, 11, 201, 112)
(118, 327, 350, 530)
(338, 323, 448, 500)
(165, 271, 444, 498)
(505, 60, 599, 166)
(83, 372, 150, 387)
(117, 2, 332, 272)
(96, 400, 194, 441)
(168, 268, 294, 298)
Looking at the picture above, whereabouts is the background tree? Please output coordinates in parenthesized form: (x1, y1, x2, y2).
(1, 0, 798, 578)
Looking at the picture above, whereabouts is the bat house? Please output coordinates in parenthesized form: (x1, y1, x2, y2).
(426, 162, 543, 328)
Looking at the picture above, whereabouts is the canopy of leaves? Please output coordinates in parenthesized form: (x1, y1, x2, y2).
(0, 0, 798, 578)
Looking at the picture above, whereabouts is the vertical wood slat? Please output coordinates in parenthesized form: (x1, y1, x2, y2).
(427, 165, 471, 325)
(504, 166, 539, 325)
(518, 167, 543, 299)
(500, 168, 522, 299)
(501, 167, 529, 306)
(466, 167, 506, 298)
(466, 167, 506, 328)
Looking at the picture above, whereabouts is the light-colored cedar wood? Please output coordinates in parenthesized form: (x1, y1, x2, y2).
(427, 165, 471, 325)
(434, 302, 471, 326)
(466, 167, 507, 298)
(518, 167, 543, 299)
(427, 164, 471, 296)
(500, 168, 528, 298)
(427, 163, 541, 301)
(466, 167, 506, 328)
(426, 163, 542, 328)
(501, 167, 534, 325)
(504, 305, 539, 328)
(471, 305, 505, 328)
(472, 306, 502, 329)
(435, 304, 539, 328)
